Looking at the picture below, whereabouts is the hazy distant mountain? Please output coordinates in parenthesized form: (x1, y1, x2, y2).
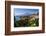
(15, 12, 38, 16)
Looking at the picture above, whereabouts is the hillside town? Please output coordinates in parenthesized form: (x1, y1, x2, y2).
(14, 13, 39, 27)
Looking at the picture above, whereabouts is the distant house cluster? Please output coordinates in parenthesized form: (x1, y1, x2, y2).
(19, 12, 39, 21)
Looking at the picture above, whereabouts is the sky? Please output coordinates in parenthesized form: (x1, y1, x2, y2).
(14, 8, 39, 16)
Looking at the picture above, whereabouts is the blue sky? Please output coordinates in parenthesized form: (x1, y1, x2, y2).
(14, 8, 39, 16)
